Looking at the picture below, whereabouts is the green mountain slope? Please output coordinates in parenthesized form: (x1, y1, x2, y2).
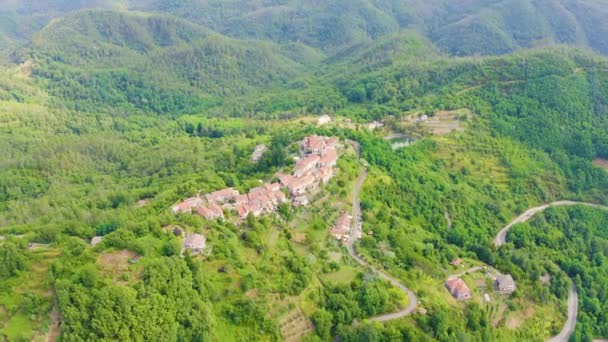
(15, 10, 309, 114)
(2, 1, 608, 341)
(4, 0, 608, 57)
(131, 0, 608, 56)
(2, 46, 608, 340)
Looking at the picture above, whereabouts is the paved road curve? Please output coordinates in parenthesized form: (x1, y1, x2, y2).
(547, 285, 578, 342)
(494, 201, 608, 342)
(494, 201, 608, 246)
(347, 167, 418, 322)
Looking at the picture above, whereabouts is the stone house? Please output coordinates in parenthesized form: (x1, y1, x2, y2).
(445, 277, 472, 300)
(183, 234, 206, 255)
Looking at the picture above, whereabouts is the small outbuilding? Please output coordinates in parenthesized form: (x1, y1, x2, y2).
(90, 236, 103, 247)
(495, 274, 516, 294)
(183, 233, 206, 255)
(251, 144, 267, 162)
(317, 115, 332, 126)
(450, 258, 463, 267)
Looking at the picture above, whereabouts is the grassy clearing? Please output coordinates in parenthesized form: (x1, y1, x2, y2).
(97, 249, 141, 284)
(1, 312, 35, 341)
(319, 265, 359, 285)
(278, 308, 314, 342)
(0, 247, 60, 341)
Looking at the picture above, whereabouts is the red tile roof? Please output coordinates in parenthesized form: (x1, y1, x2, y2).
(277, 173, 295, 186)
(206, 188, 239, 203)
(236, 205, 250, 218)
(209, 204, 223, 216)
(445, 278, 471, 299)
(319, 147, 338, 166)
(196, 204, 223, 220)
(196, 206, 214, 219)
(295, 155, 320, 173)
(173, 197, 203, 213)
(287, 175, 317, 195)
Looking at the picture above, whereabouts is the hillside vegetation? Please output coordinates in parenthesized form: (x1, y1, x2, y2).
(15, 10, 310, 114)
(132, 0, 608, 56)
(1, 2, 608, 341)
(3, 0, 608, 57)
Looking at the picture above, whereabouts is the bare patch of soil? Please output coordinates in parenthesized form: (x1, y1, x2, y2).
(45, 302, 61, 342)
(506, 305, 536, 329)
(492, 303, 508, 327)
(593, 158, 608, 171)
(136, 199, 151, 207)
(291, 232, 307, 244)
(245, 289, 259, 299)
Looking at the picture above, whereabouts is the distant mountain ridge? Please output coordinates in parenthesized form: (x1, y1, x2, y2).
(129, 0, 608, 56)
(3, 0, 608, 58)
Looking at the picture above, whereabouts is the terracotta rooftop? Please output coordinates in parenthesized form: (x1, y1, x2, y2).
(206, 188, 239, 203)
(287, 175, 316, 194)
(445, 277, 471, 299)
(295, 155, 320, 172)
(319, 147, 338, 165)
(276, 173, 295, 186)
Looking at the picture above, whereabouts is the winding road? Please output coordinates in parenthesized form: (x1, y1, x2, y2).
(494, 201, 608, 342)
(347, 165, 418, 322)
(547, 285, 578, 342)
(494, 201, 608, 246)
(348, 170, 418, 322)
(346, 140, 606, 330)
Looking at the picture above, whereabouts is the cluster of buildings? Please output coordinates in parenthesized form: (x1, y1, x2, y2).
(251, 144, 267, 162)
(330, 213, 352, 243)
(275, 135, 339, 206)
(234, 183, 288, 218)
(172, 182, 287, 220)
(445, 273, 516, 301)
(171, 135, 341, 220)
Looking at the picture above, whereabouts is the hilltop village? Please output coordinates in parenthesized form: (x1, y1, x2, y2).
(171, 135, 340, 221)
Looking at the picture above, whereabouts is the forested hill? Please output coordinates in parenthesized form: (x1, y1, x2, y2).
(3, 0, 608, 57)
(0, 0, 119, 54)
(3, 1, 608, 341)
(11, 10, 310, 114)
(132, 0, 608, 56)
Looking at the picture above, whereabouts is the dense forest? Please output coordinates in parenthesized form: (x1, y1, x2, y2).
(1, 1, 608, 341)
(4, 0, 608, 56)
